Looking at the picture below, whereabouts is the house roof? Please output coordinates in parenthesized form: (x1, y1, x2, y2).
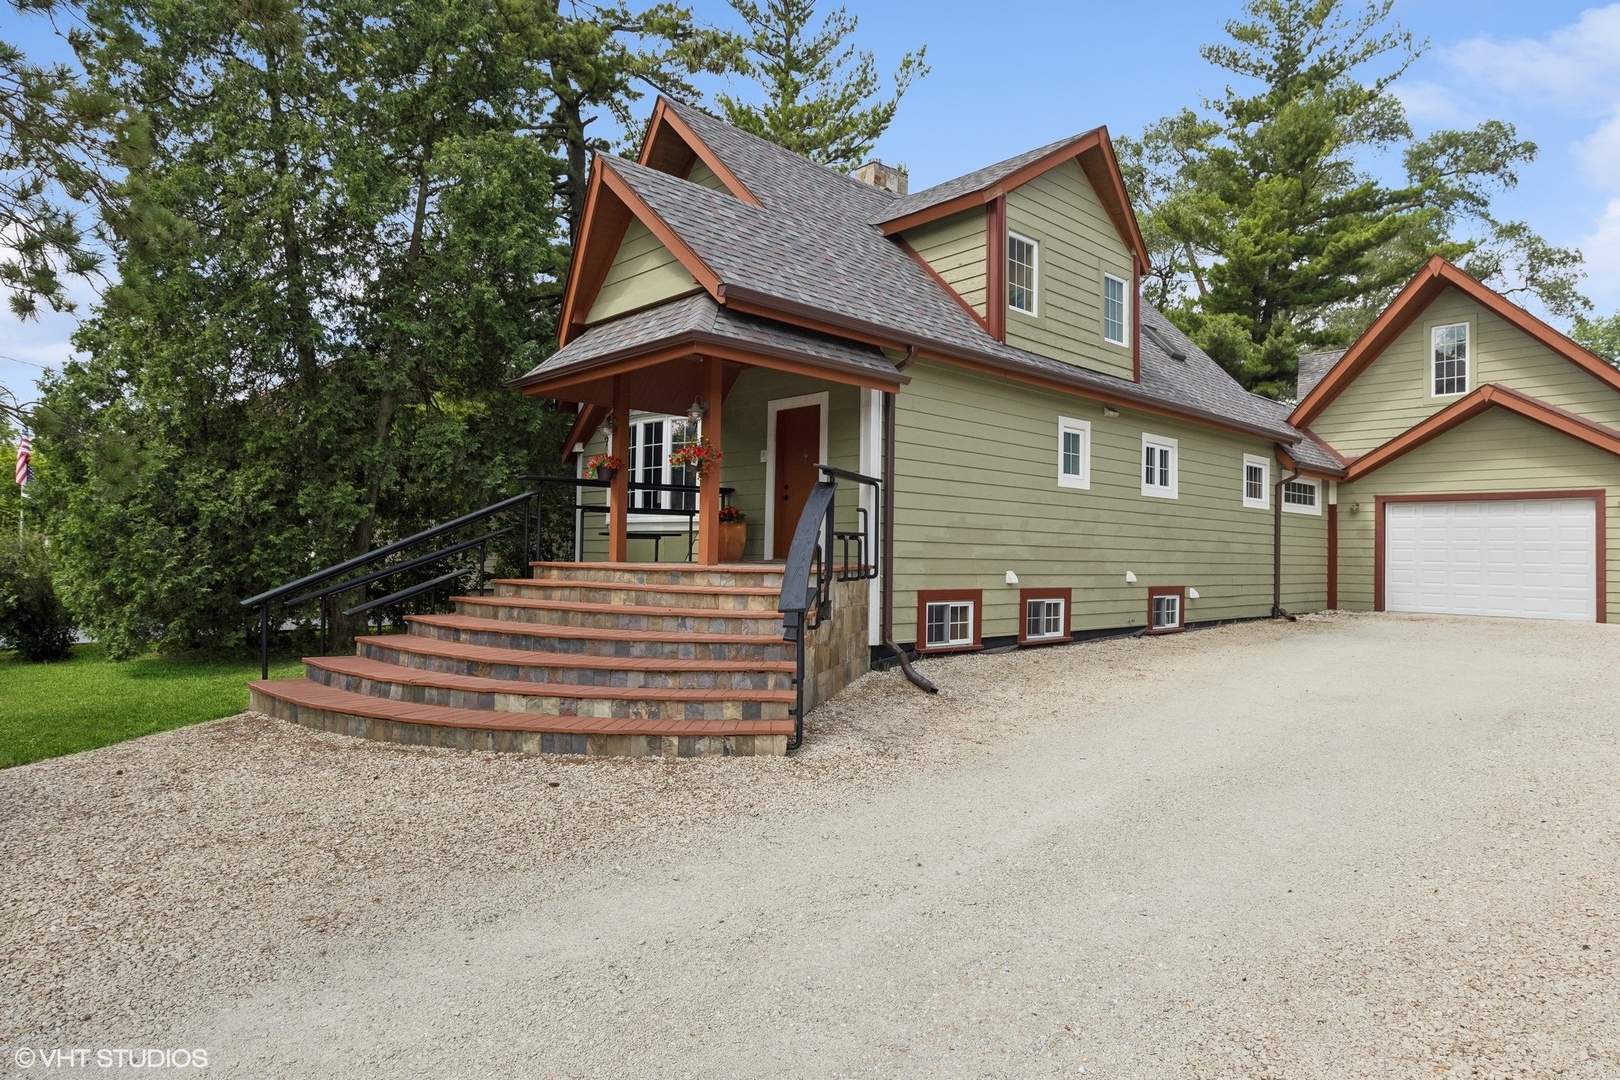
(873, 132, 1096, 223)
(532, 98, 1304, 445)
(1292, 257, 1620, 427)
(1295, 349, 1346, 401)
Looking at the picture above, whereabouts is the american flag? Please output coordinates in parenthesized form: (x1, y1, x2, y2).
(15, 435, 31, 486)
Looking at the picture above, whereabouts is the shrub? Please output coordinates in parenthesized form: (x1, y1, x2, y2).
(0, 532, 76, 662)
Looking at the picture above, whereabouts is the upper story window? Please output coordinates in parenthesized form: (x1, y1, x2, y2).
(1007, 232, 1038, 315)
(629, 414, 698, 515)
(1103, 273, 1129, 345)
(1057, 416, 1091, 490)
(1141, 433, 1178, 499)
(1242, 454, 1270, 510)
(1432, 323, 1469, 396)
(1281, 478, 1321, 515)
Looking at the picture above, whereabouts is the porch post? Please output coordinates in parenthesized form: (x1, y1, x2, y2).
(608, 375, 629, 563)
(698, 356, 723, 564)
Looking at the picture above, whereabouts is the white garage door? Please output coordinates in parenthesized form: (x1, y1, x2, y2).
(1385, 498, 1597, 621)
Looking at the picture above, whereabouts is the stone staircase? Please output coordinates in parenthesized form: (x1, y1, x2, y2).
(249, 562, 796, 757)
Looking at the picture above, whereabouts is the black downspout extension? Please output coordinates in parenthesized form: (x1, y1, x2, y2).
(1273, 463, 1299, 621)
(882, 390, 938, 693)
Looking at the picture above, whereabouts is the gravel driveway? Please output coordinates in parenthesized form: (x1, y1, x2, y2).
(3, 613, 1617, 1078)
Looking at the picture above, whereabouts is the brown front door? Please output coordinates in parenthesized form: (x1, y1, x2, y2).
(773, 403, 821, 558)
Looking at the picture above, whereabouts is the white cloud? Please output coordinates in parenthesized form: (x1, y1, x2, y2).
(1447, 4, 1620, 109)
(1576, 110, 1620, 191)
(1581, 198, 1620, 304)
(1392, 80, 1470, 125)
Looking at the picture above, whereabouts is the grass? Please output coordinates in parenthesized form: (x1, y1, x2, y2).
(0, 645, 304, 768)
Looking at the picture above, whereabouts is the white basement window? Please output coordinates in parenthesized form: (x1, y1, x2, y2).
(1142, 433, 1178, 499)
(1058, 416, 1091, 489)
(1103, 272, 1128, 346)
(1282, 478, 1321, 515)
(1007, 232, 1038, 315)
(924, 600, 975, 649)
(1149, 588, 1184, 632)
(1242, 454, 1270, 510)
(1025, 597, 1066, 641)
(1432, 323, 1469, 396)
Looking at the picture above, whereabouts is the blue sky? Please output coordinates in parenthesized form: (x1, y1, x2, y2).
(5, 0, 1620, 407)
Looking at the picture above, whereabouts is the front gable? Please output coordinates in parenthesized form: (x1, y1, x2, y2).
(1311, 285, 1620, 456)
(585, 218, 702, 324)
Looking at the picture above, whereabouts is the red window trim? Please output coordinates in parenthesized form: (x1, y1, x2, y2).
(1146, 585, 1186, 635)
(1017, 587, 1072, 646)
(916, 589, 984, 654)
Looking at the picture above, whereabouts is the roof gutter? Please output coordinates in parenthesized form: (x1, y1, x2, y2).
(714, 283, 1301, 446)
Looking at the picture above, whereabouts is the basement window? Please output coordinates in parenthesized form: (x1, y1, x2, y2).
(1148, 586, 1185, 633)
(924, 600, 974, 649)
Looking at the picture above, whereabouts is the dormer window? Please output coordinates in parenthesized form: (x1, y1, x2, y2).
(1007, 232, 1037, 315)
(1103, 273, 1128, 346)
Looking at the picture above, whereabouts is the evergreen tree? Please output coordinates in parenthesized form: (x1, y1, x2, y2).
(1119, 0, 1588, 398)
(716, 0, 927, 169)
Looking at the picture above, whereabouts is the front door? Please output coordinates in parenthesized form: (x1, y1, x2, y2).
(773, 403, 821, 558)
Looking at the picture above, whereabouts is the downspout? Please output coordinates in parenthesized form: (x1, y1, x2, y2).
(1273, 451, 1299, 621)
(882, 386, 938, 693)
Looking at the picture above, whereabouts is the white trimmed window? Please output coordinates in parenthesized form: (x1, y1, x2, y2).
(1150, 591, 1182, 631)
(924, 600, 975, 648)
(1141, 434, 1178, 499)
(1007, 232, 1037, 315)
(1242, 454, 1270, 510)
(1057, 416, 1091, 489)
(1025, 597, 1066, 641)
(1432, 323, 1469, 396)
(1281, 478, 1321, 515)
(1103, 273, 1128, 345)
(629, 414, 698, 517)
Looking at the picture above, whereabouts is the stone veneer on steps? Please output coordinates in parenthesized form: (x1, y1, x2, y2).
(248, 561, 866, 758)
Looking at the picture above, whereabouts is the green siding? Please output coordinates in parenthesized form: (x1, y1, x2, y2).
(1003, 160, 1135, 381)
(1334, 407, 1620, 617)
(902, 209, 987, 316)
(686, 160, 727, 192)
(585, 219, 698, 324)
(892, 360, 1324, 643)
(1312, 286, 1620, 455)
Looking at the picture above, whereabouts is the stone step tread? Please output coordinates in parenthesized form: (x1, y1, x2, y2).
(407, 613, 786, 645)
(490, 578, 780, 597)
(529, 561, 781, 572)
(456, 595, 781, 620)
(250, 679, 793, 737)
(359, 634, 795, 672)
(307, 656, 794, 703)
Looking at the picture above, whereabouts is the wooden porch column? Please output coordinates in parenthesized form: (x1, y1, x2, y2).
(698, 357, 724, 564)
(608, 375, 629, 563)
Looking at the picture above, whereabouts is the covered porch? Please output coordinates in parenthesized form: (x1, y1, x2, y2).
(514, 295, 906, 566)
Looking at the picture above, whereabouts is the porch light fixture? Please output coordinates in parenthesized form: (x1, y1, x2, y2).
(1124, 570, 1137, 584)
(686, 396, 709, 425)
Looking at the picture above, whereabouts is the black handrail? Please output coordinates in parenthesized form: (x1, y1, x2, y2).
(777, 463, 881, 751)
(241, 474, 702, 679)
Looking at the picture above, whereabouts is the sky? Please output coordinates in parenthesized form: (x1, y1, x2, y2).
(4, 0, 1620, 410)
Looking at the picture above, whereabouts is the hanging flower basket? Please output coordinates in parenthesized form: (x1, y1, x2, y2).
(585, 453, 622, 485)
(668, 437, 722, 479)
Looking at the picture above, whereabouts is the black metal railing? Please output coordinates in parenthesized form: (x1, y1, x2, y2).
(777, 463, 880, 751)
(240, 475, 703, 679)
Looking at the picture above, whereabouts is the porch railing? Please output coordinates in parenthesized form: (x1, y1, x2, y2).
(239, 475, 702, 679)
(777, 463, 880, 751)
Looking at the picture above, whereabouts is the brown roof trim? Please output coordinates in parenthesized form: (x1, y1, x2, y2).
(1292, 256, 1620, 427)
(514, 330, 906, 400)
(1344, 383, 1620, 482)
(876, 128, 1150, 269)
(896, 236, 991, 334)
(638, 98, 762, 206)
(560, 404, 607, 463)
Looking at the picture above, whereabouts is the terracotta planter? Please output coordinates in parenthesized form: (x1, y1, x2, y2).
(718, 521, 747, 562)
(594, 467, 617, 487)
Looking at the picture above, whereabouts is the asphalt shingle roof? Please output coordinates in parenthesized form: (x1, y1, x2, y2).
(531, 100, 1318, 446)
(870, 131, 1100, 226)
(1296, 349, 1346, 400)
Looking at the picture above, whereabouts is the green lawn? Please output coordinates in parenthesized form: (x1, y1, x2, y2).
(0, 645, 304, 768)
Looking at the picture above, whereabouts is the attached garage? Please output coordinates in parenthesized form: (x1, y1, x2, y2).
(1381, 495, 1602, 622)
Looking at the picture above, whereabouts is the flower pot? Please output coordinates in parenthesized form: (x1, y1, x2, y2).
(718, 521, 747, 563)
(594, 467, 617, 486)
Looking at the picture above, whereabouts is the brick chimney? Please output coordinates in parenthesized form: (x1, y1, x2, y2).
(852, 160, 908, 196)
